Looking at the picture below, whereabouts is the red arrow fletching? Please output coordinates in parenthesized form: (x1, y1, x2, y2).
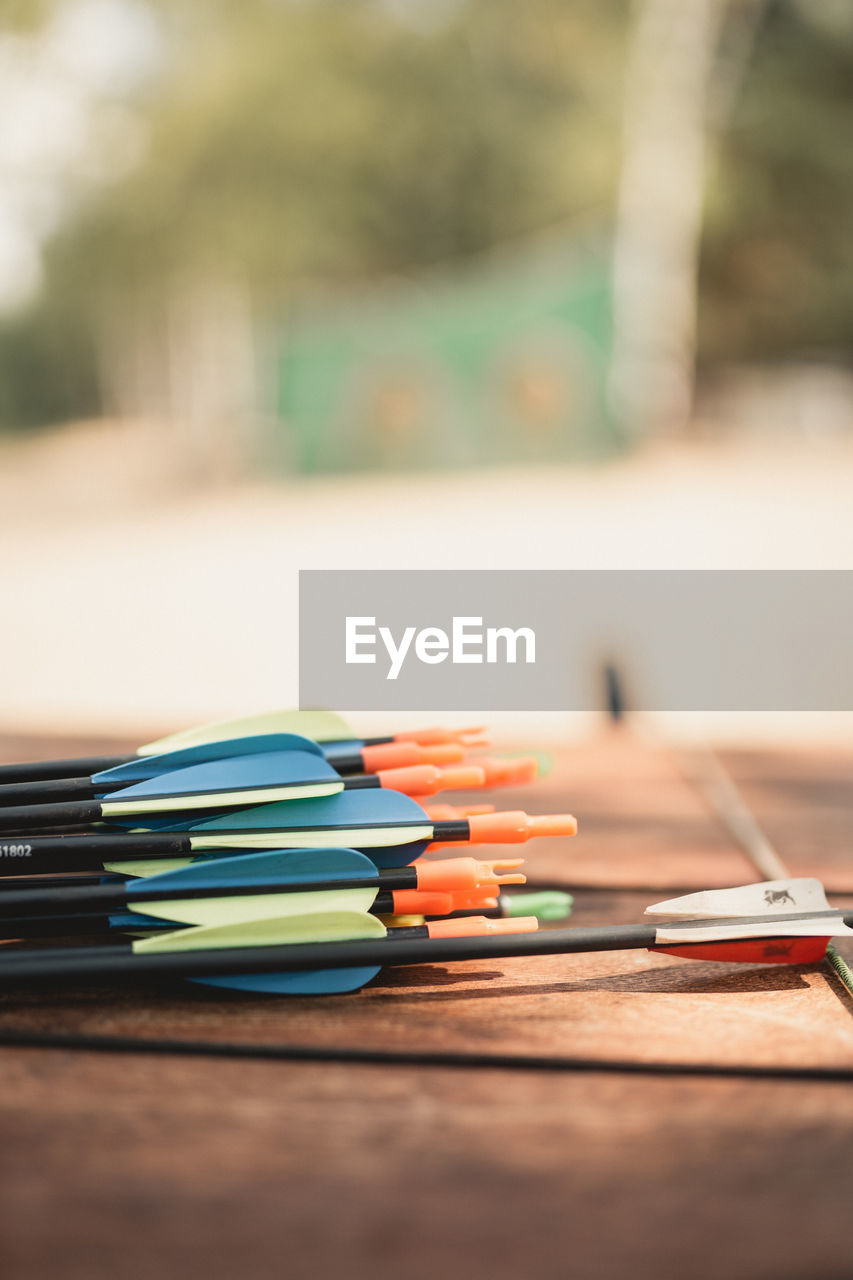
(652, 937, 831, 965)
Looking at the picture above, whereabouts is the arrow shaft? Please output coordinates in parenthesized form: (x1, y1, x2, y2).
(0, 818, 476, 876)
(0, 771, 477, 830)
(0, 755, 446, 809)
(0, 871, 421, 916)
(0, 891, 407, 939)
(0, 724, 477, 788)
(0, 779, 111, 806)
(0, 774, 382, 811)
(0, 924, 657, 984)
(0, 756, 132, 785)
(1, 904, 849, 985)
(0, 833, 190, 875)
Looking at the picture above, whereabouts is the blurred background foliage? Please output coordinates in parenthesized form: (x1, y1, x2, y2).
(0, 0, 850, 443)
(699, 0, 853, 367)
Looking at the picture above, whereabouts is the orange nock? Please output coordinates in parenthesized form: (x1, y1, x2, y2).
(419, 744, 468, 765)
(414, 857, 526, 892)
(448, 888, 500, 910)
(421, 802, 496, 821)
(377, 764, 485, 797)
(425, 916, 539, 939)
(393, 726, 489, 748)
(390, 886, 501, 915)
(359, 741, 464, 772)
(473, 756, 540, 788)
(464, 811, 578, 844)
(390, 890, 454, 916)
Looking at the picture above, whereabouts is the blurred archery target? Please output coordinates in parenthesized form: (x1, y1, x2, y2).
(332, 346, 461, 468)
(487, 326, 600, 453)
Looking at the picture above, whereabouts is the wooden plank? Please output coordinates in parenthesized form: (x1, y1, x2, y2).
(1, 1048, 852, 1280)
(0, 732, 851, 1280)
(460, 735, 853, 892)
(2, 890, 852, 1070)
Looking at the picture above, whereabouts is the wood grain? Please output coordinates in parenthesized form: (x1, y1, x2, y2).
(0, 730, 852, 1280)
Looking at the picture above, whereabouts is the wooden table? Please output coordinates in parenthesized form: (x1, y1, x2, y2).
(0, 731, 851, 1280)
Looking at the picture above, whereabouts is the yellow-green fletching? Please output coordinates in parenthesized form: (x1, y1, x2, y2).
(187, 823, 433, 852)
(133, 887, 377, 927)
(131, 907, 386, 954)
(139, 710, 352, 757)
(101, 780, 342, 817)
(104, 859, 194, 878)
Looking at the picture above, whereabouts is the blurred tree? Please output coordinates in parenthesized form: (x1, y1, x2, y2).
(46, 0, 625, 289)
(7, 0, 627, 440)
(0, 0, 850, 437)
(699, 1, 853, 366)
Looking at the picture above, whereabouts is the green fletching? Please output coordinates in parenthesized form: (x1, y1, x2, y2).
(132, 887, 377, 927)
(488, 749, 553, 779)
(131, 907, 386, 955)
(104, 859, 193, 878)
(139, 710, 352, 756)
(188, 823, 433, 852)
(526, 750, 554, 779)
(504, 890, 573, 922)
(102, 779, 342, 817)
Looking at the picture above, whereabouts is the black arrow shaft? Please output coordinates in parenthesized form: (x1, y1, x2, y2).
(0, 817, 454, 876)
(0, 892, 404, 940)
(0, 833, 190, 875)
(0, 801, 105, 831)
(0, 923, 658, 984)
(0, 778, 113, 806)
(0, 756, 132, 785)
(2, 909, 851, 986)
(0, 775, 390, 828)
(0, 869, 420, 916)
(0, 761, 387, 809)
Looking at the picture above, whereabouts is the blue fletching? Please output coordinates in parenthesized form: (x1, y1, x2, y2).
(179, 843, 426, 870)
(190, 967, 381, 994)
(110, 790, 429, 835)
(190, 788, 428, 832)
(124, 848, 378, 897)
(360, 842, 429, 868)
(184, 791, 432, 867)
(102, 813, 217, 830)
(109, 911, 166, 929)
(96, 750, 339, 803)
(93, 734, 325, 784)
(320, 739, 363, 763)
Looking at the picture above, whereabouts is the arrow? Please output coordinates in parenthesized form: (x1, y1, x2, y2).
(0, 748, 487, 831)
(102, 782, 518, 839)
(0, 711, 487, 785)
(0, 847, 526, 930)
(0, 735, 467, 807)
(0, 790, 578, 876)
(0, 888, 567, 940)
(0, 878, 849, 994)
(139, 711, 487, 756)
(600, 660, 853, 999)
(0, 903, 540, 996)
(0, 886, 514, 939)
(446, 889, 575, 925)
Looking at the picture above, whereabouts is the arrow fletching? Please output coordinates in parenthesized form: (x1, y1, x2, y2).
(139, 711, 353, 756)
(95, 733, 325, 783)
(645, 878, 833, 921)
(97, 750, 345, 816)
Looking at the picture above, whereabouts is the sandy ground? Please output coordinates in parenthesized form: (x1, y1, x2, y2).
(1, 419, 852, 742)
